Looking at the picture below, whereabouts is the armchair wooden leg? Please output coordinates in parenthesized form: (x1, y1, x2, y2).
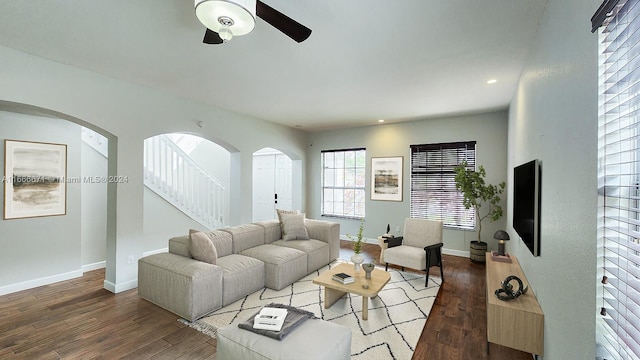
(385, 263, 389, 271)
(425, 254, 431, 287)
(438, 250, 444, 281)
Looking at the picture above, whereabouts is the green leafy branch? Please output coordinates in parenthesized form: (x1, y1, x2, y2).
(347, 218, 365, 254)
(453, 161, 506, 243)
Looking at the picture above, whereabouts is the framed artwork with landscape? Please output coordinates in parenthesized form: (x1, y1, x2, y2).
(371, 156, 403, 201)
(4, 139, 67, 219)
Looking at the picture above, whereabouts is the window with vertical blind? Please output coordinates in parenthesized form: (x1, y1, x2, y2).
(410, 141, 476, 229)
(594, 0, 640, 358)
(321, 148, 366, 218)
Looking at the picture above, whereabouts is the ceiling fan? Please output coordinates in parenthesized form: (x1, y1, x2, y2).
(194, 0, 312, 44)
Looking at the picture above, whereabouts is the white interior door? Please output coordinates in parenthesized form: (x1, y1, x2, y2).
(252, 150, 293, 222)
(274, 154, 293, 211)
(253, 154, 276, 221)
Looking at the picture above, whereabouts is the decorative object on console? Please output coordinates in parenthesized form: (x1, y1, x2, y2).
(453, 160, 506, 263)
(386, 224, 391, 234)
(491, 230, 512, 263)
(494, 230, 510, 255)
(4, 139, 67, 220)
(494, 275, 528, 301)
(362, 263, 375, 279)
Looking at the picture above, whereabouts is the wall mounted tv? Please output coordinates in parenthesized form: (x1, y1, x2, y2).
(513, 159, 541, 256)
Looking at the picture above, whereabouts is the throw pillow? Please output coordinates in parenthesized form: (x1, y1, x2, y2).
(280, 212, 310, 241)
(189, 230, 218, 264)
(277, 208, 299, 226)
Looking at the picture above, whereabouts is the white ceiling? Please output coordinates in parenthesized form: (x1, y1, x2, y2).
(0, 0, 549, 132)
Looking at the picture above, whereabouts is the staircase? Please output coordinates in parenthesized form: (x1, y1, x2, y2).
(143, 135, 225, 230)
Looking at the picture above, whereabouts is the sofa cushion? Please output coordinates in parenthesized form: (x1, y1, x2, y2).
(272, 239, 330, 273)
(240, 244, 307, 290)
(169, 235, 191, 258)
(187, 229, 234, 257)
(222, 224, 266, 254)
(280, 212, 310, 241)
(254, 220, 282, 244)
(217, 254, 266, 306)
(189, 231, 218, 264)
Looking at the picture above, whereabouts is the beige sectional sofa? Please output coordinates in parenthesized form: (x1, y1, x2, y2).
(138, 218, 340, 321)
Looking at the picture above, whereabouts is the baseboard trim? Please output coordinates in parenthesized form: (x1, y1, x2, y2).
(443, 248, 470, 258)
(82, 261, 106, 272)
(340, 235, 377, 244)
(143, 248, 168, 257)
(103, 278, 138, 294)
(0, 269, 83, 296)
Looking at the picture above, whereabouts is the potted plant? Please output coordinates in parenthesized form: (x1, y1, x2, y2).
(347, 218, 365, 271)
(454, 161, 505, 262)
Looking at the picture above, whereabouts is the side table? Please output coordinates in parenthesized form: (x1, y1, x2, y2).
(377, 236, 386, 263)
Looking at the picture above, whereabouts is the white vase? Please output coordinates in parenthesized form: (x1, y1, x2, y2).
(351, 254, 364, 272)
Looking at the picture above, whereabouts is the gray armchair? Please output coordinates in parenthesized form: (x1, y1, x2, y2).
(383, 218, 444, 286)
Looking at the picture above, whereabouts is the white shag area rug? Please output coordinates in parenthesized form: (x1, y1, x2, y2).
(180, 261, 441, 360)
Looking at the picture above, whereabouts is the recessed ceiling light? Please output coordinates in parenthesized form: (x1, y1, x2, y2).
(378, 119, 385, 123)
(487, 79, 497, 84)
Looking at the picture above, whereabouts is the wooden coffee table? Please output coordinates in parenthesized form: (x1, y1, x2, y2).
(313, 262, 391, 320)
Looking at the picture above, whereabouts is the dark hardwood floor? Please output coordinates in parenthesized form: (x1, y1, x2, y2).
(0, 242, 532, 359)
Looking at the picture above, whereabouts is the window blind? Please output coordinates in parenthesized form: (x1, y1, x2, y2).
(596, 0, 640, 358)
(410, 141, 476, 229)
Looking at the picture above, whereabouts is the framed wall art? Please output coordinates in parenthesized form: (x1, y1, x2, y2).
(371, 156, 403, 201)
(4, 140, 67, 219)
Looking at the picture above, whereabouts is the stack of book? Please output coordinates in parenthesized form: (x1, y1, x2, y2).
(253, 307, 288, 331)
(332, 272, 354, 284)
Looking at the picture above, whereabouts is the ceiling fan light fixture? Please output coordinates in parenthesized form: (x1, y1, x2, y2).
(219, 25, 233, 42)
(195, 0, 256, 37)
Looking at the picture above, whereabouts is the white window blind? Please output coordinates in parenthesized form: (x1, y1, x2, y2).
(321, 148, 366, 218)
(596, 0, 640, 358)
(410, 141, 476, 229)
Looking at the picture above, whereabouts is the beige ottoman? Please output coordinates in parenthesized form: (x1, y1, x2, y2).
(216, 319, 352, 360)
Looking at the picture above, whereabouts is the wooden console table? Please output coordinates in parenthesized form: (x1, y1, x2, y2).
(486, 252, 544, 357)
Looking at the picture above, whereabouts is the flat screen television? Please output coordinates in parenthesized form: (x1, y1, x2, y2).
(513, 159, 541, 256)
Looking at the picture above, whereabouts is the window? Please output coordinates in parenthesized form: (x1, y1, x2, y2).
(321, 149, 366, 218)
(594, 0, 640, 358)
(410, 142, 476, 229)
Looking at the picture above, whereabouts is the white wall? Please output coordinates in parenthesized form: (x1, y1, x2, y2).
(80, 141, 107, 268)
(507, 0, 599, 358)
(143, 187, 205, 251)
(0, 44, 308, 293)
(306, 110, 508, 255)
(0, 111, 83, 293)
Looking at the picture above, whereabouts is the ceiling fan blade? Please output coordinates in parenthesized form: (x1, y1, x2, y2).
(256, 1, 311, 43)
(203, 29, 223, 44)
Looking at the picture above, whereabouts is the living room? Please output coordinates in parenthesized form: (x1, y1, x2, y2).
(0, 0, 603, 359)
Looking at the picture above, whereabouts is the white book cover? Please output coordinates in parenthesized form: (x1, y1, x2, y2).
(253, 307, 288, 331)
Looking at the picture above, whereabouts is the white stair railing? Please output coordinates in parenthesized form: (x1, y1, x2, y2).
(143, 135, 224, 230)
